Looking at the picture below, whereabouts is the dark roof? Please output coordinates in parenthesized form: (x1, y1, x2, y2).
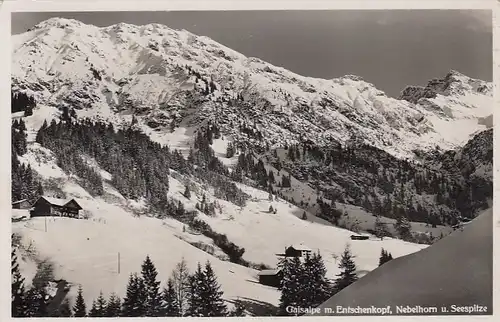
(257, 269, 280, 276)
(288, 243, 312, 251)
(310, 209, 493, 315)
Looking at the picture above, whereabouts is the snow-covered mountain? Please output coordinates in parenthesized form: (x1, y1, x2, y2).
(10, 18, 493, 316)
(12, 18, 492, 159)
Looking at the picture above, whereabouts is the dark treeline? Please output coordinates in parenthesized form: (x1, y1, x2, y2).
(35, 118, 249, 213)
(278, 245, 365, 316)
(12, 91, 36, 115)
(189, 219, 246, 264)
(12, 248, 245, 317)
(36, 119, 171, 211)
(275, 136, 492, 226)
(12, 119, 43, 203)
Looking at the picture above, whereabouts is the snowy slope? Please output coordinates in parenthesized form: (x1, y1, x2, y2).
(12, 18, 492, 159)
(12, 146, 426, 310)
(312, 208, 493, 315)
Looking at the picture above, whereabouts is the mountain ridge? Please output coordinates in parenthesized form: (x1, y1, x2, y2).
(12, 17, 492, 160)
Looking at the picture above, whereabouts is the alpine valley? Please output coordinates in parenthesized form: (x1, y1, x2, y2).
(11, 18, 493, 317)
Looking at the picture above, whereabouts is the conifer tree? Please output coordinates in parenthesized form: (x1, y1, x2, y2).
(278, 256, 304, 315)
(105, 293, 121, 317)
(121, 273, 146, 317)
(394, 215, 412, 241)
(73, 285, 87, 317)
(184, 185, 191, 200)
(200, 261, 227, 316)
(186, 263, 205, 316)
(141, 255, 162, 316)
(301, 211, 308, 220)
(25, 286, 48, 317)
(89, 291, 107, 317)
(269, 205, 274, 213)
(333, 245, 358, 293)
(161, 278, 180, 316)
(11, 248, 28, 317)
(229, 298, 246, 316)
(374, 216, 389, 240)
(304, 252, 332, 307)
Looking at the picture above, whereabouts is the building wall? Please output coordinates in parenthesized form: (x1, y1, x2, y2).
(259, 275, 281, 288)
(12, 200, 31, 209)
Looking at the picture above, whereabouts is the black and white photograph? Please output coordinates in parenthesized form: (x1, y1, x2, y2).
(8, 7, 493, 318)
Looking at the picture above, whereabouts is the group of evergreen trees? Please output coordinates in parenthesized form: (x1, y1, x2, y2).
(12, 251, 244, 318)
(278, 252, 332, 315)
(12, 239, 57, 317)
(189, 218, 246, 264)
(12, 119, 43, 203)
(278, 246, 359, 316)
(378, 249, 393, 266)
(277, 138, 491, 227)
(36, 119, 172, 212)
(12, 91, 36, 115)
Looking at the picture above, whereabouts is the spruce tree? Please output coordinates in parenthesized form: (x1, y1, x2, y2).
(121, 273, 146, 317)
(333, 245, 358, 293)
(278, 256, 304, 315)
(394, 215, 412, 241)
(73, 285, 87, 317)
(301, 211, 308, 220)
(11, 248, 28, 317)
(200, 261, 227, 316)
(186, 263, 205, 317)
(141, 255, 162, 316)
(305, 252, 332, 307)
(105, 293, 121, 317)
(374, 216, 388, 240)
(89, 291, 107, 317)
(161, 278, 180, 316)
(184, 185, 191, 200)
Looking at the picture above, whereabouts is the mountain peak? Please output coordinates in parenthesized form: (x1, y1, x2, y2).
(32, 17, 85, 30)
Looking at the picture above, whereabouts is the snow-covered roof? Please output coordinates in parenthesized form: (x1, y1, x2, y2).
(257, 269, 280, 276)
(12, 199, 28, 204)
(41, 196, 70, 206)
(289, 244, 312, 251)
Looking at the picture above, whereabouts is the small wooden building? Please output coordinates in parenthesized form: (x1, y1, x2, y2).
(284, 244, 312, 258)
(258, 269, 283, 288)
(30, 197, 83, 218)
(350, 235, 370, 241)
(12, 199, 31, 209)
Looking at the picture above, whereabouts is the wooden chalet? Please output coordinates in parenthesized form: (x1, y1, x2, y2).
(30, 197, 83, 218)
(277, 244, 313, 258)
(12, 199, 31, 209)
(257, 269, 283, 287)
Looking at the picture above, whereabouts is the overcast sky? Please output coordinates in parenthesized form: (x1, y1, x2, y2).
(12, 10, 492, 97)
